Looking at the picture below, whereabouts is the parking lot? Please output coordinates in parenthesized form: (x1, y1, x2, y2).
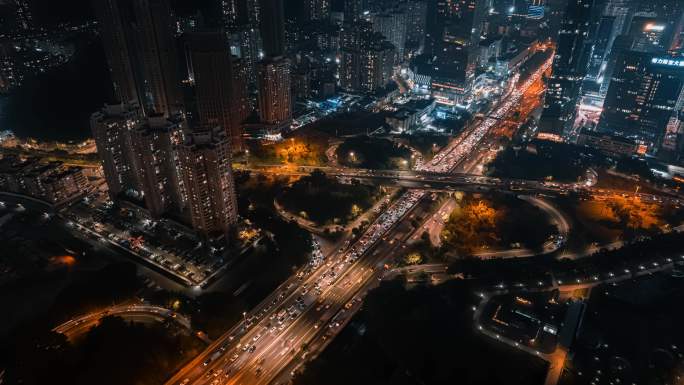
(63, 191, 237, 288)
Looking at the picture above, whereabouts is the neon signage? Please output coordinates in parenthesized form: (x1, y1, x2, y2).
(651, 57, 684, 67)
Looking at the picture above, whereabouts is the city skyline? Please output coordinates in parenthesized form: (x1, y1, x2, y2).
(1, 1, 684, 385)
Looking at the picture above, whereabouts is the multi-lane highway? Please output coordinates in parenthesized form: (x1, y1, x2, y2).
(165, 54, 558, 385)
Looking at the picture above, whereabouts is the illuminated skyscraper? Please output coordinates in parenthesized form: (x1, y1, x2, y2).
(405, 0, 428, 55)
(178, 127, 238, 239)
(129, 115, 187, 217)
(257, 56, 292, 126)
(90, 102, 144, 200)
(91, 103, 187, 217)
(599, 51, 684, 149)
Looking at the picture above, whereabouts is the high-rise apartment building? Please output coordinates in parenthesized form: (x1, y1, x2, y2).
(92, 0, 182, 116)
(178, 127, 238, 239)
(257, 56, 292, 126)
(91, 103, 188, 217)
(372, 8, 407, 58)
(228, 26, 262, 90)
(405, 0, 428, 56)
(90, 102, 144, 200)
(359, 39, 396, 93)
(340, 21, 396, 93)
(185, 31, 245, 151)
(129, 115, 186, 217)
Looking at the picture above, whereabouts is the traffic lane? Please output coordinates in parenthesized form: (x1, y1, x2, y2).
(270, 220, 415, 385)
(184, 194, 425, 384)
(220, 200, 429, 384)
(169, 56, 555, 385)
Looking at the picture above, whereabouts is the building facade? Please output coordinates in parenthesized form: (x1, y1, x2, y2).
(257, 56, 292, 126)
(92, 0, 182, 116)
(178, 127, 238, 239)
(598, 51, 684, 150)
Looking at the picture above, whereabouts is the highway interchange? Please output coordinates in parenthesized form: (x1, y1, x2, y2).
(164, 54, 560, 385)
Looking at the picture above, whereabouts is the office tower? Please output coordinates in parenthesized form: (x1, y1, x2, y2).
(305, 0, 331, 21)
(598, 51, 684, 149)
(372, 7, 407, 58)
(405, 0, 428, 55)
(92, 0, 182, 116)
(185, 31, 245, 151)
(626, 16, 676, 53)
(129, 115, 186, 217)
(90, 102, 144, 200)
(257, 56, 292, 126)
(178, 127, 238, 240)
(259, 0, 285, 57)
(538, 0, 596, 138)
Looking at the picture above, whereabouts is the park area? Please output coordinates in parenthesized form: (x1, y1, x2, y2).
(278, 171, 384, 227)
(487, 140, 607, 182)
(555, 192, 684, 256)
(246, 132, 329, 166)
(335, 136, 414, 170)
(294, 279, 548, 385)
(439, 193, 558, 257)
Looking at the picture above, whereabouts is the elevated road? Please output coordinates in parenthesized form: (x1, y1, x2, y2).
(53, 303, 193, 341)
(163, 53, 587, 385)
(238, 165, 684, 205)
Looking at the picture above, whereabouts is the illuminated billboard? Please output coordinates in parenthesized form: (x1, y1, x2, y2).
(650, 57, 684, 67)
